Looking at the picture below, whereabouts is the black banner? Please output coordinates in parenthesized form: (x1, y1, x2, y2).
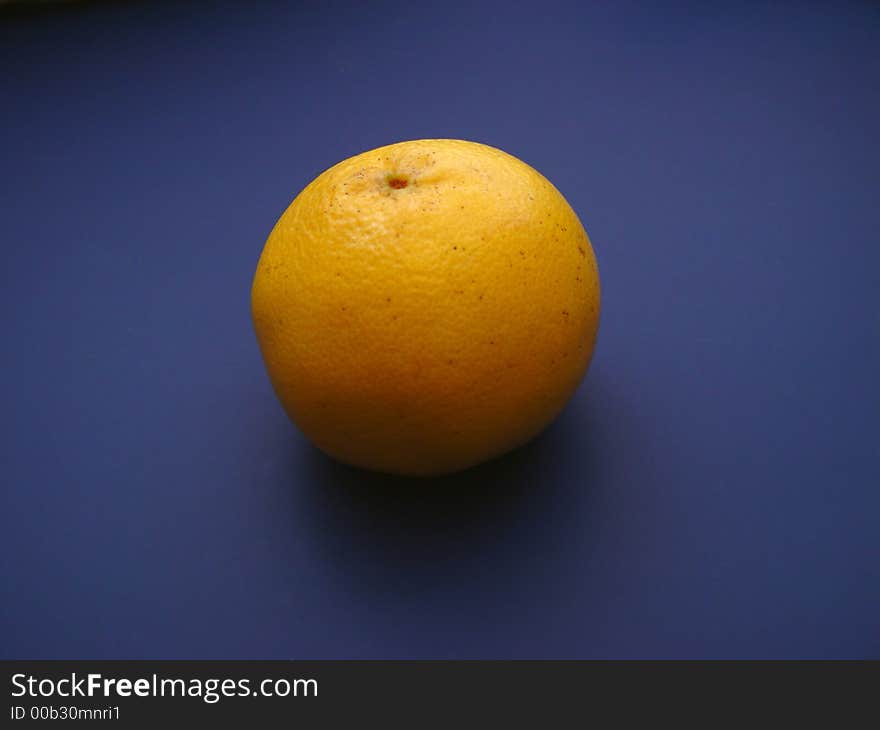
(3, 661, 877, 725)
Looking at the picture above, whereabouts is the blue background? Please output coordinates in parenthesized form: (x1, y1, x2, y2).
(2, 0, 878, 659)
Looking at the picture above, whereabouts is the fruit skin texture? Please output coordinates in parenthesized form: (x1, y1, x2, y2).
(251, 139, 600, 476)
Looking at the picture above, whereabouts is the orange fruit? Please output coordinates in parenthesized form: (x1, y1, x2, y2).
(251, 139, 600, 476)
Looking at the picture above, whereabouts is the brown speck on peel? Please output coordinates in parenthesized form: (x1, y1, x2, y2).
(578, 246, 585, 257)
(388, 176, 408, 189)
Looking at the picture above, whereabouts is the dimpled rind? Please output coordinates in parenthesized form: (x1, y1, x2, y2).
(251, 139, 601, 476)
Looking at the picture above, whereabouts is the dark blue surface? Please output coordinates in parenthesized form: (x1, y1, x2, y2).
(2, 0, 878, 659)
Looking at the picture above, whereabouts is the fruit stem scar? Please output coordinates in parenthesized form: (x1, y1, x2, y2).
(387, 174, 409, 189)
